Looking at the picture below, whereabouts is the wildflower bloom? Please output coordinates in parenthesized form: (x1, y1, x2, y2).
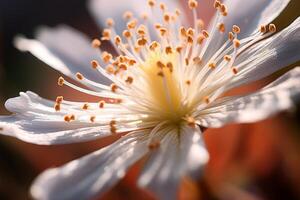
(1, 0, 300, 199)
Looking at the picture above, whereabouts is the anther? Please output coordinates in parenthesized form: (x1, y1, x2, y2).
(204, 96, 210, 104)
(166, 62, 173, 72)
(176, 46, 183, 53)
(159, 3, 166, 11)
(127, 19, 138, 29)
(185, 80, 191, 85)
(110, 83, 118, 93)
(233, 39, 241, 48)
(119, 63, 128, 71)
(54, 103, 61, 111)
(214, 0, 221, 9)
(202, 30, 209, 38)
(260, 25, 267, 33)
(196, 19, 204, 30)
(99, 100, 105, 108)
(114, 36, 122, 45)
(91, 60, 99, 69)
(58, 77, 64, 86)
(175, 9, 181, 16)
(187, 28, 195, 37)
(106, 18, 115, 27)
(91, 39, 101, 48)
(208, 62, 216, 69)
(187, 36, 193, 44)
(148, 141, 160, 150)
(137, 25, 147, 36)
(90, 116, 96, 123)
(110, 120, 117, 134)
(188, 0, 198, 9)
(106, 65, 114, 74)
(82, 103, 89, 110)
(102, 51, 113, 63)
(218, 23, 225, 33)
(185, 58, 189, 66)
(149, 41, 159, 51)
(269, 24, 276, 32)
(147, 0, 155, 7)
(101, 29, 111, 40)
(137, 37, 147, 46)
(56, 96, 63, 103)
(123, 11, 133, 20)
(156, 61, 165, 69)
(193, 56, 202, 64)
(64, 115, 71, 122)
(157, 71, 164, 77)
(232, 67, 238, 75)
(163, 13, 171, 22)
(159, 28, 168, 36)
(197, 34, 205, 44)
(76, 72, 84, 80)
(180, 27, 187, 37)
(70, 114, 75, 121)
(128, 59, 137, 66)
(123, 30, 132, 38)
(125, 76, 134, 84)
(165, 46, 173, 54)
(232, 25, 241, 34)
(224, 55, 232, 62)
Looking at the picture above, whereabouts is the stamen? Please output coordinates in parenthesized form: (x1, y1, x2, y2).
(91, 39, 101, 48)
(269, 24, 276, 32)
(56, 96, 63, 103)
(123, 11, 133, 20)
(232, 25, 241, 34)
(90, 116, 96, 123)
(106, 18, 115, 27)
(58, 77, 64, 86)
(148, 140, 160, 150)
(232, 67, 238, 75)
(147, 0, 156, 7)
(54, 103, 61, 111)
(217, 23, 225, 33)
(110, 83, 118, 93)
(76, 72, 84, 81)
(91, 60, 99, 69)
(260, 25, 267, 33)
(125, 76, 134, 84)
(99, 100, 105, 108)
(233, 39, 241, 48)
(224, 55, 231, 62)
(101, 29, 111, 40)
(82, 103, 89, 110)
(110, 120, 117, 134)
(208, 62, 216, 69)
(188, 0, 198, 9)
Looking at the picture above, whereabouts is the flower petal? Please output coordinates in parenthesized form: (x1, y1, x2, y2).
(30, 130, 149, 200)
(88, 0, 183, 33)
(228, 17, 300, 89)
(0, 91, 136, 145)
(14, 25, 110, 87)
(138, 126, 209, 200)
(198, 67, 300, 128)
(204, 0, 290, 61)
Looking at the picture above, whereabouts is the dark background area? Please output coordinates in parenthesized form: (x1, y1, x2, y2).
(0, 0, 300, 200)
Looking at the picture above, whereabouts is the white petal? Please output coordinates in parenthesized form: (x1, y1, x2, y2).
(0, 91, 134, 145)
(88, 0, 183, 33)
(204, 0, 290, 61)
(198, 67, 300, 128)
(138, 126, 209, 200)
(223, 0, 290, 37)
(14, 25, 110, 87)
(30, 130, 149, 200)
(228, 17, 300, 89)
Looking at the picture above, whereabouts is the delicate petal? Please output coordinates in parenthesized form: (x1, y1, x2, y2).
(31, 130, 149, 200)
(198, 67, 300, 128)
(204, 0, 290, 62)
(0, 91, 135, 145)
(88, 0, 183, 32)
(138, 126, 209, 200)
(14, 25, 110, 87)
(223, 0, 290, 37)
(228, 17, 300, 89)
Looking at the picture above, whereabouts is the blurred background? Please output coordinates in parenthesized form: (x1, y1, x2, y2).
(0, 0, 300, 199)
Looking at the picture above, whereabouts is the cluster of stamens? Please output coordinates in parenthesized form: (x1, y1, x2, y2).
(53, 0, 277, 136)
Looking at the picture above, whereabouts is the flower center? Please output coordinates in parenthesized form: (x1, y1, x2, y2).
(141, 50, 187, 123)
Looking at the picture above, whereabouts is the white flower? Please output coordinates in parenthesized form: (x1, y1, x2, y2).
(1, 0, 300, 199)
